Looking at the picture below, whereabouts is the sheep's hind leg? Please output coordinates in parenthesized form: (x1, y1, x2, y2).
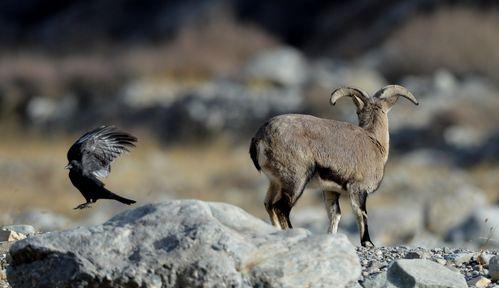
(264, 181, 282, 229)
(323, 191, 341, 234)
(273, 194, 293, 229)
(274, 192, 293, 229)
(274, 180, 308, 230)
(349, 190, 374, 247)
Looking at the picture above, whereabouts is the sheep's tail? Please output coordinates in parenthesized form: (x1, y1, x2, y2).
(249, 137, 261, 172)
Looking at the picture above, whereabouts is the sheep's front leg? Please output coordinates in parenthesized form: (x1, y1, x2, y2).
(323, 191, 341, 233)
(349, 190, 374, 247)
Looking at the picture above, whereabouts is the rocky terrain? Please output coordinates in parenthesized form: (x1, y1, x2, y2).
(6, 200, 361, 288)
(357, 246, 499, 287)
(0, 201, 498, 287)
(1, 46, 497, 254)
(1, 44, 498, 286)
(0, 2, 498, 287)
(0, 243, 9, 288)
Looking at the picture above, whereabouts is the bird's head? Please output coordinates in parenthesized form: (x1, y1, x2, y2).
(65, 160, 80, 171)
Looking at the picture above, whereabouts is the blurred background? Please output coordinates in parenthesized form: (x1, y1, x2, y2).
(0, 0, 498, 249)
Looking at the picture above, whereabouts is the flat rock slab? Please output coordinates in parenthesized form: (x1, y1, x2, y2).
(0, 230, 25, 243)
(0, 225, 36, 237)
(491, 255, 499, 281)
(387, 259, 467, 288)
(7, 200, 360, 288)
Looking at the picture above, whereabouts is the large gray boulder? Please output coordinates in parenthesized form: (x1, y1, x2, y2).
(490, 255, 499, 281)
(387, 259, 467, 288)
(0, 242, 10, 288)
(8, 200, 361, 288)
(124, 80, 303, 140)
(12, 210, 72, 232)
(425, 185, 486, 236)
(446, 205, 499, 248)
(244, 47, 308, 87)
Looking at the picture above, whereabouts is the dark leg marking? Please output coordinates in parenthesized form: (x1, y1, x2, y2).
(350, 191, 374, 247)
(273, 194, 293, 229)
(264, 182, 281, 228)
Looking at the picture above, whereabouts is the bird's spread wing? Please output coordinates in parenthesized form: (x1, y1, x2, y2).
(68, 126, 137, 179)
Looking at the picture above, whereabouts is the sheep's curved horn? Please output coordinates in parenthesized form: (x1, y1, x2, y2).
(330, 87, 370, 106)
(375, 85, 419, 106)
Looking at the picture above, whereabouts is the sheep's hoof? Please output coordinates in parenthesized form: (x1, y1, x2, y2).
(361, 240, 375, 248)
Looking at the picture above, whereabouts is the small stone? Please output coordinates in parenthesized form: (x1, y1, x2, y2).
(387, 259, 467, 288)
(446, 266, 461, 273)
(467, 276, 491, 288)
(454, 253, 476, 266)
(478, 253, 493, 267)
(366, 261, 382, 272)
(0, 229, 26, 242)
(362, 272, 387, 288)
(490, 255, 499, 281)
(1, 225, 36, 236)
(367, 267, 380, 274)
(405, 251, 424, 259)
(435, 258, 447, 265)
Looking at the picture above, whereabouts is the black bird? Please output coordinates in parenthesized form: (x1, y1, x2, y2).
(66, 126, 137, 209)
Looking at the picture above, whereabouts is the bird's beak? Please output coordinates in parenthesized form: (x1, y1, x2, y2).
(65, 164, 71, 170)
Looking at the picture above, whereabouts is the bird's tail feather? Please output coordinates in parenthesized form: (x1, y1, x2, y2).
(112, 194, 136, 205)
(102, 188, 136, 205)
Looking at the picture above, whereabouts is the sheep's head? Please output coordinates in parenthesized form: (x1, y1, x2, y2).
(330, 85, 418, 127)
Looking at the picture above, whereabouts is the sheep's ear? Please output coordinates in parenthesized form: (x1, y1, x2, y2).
(330, 87, 369, 109)
(375, 85, 419, 108)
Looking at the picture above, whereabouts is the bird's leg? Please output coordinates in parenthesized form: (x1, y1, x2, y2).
(74, 202, 92, 209)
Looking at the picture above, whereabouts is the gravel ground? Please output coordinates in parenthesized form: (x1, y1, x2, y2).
(356, 246, 499, 287)
(1, 242, 498, 287)
(0, 242, 10, 288)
